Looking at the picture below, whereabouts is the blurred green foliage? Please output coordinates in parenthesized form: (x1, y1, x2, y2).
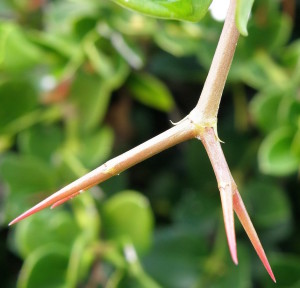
(0, 0, 299, 287)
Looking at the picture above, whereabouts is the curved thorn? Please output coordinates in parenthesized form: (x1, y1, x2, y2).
(233, 190, 276, 283)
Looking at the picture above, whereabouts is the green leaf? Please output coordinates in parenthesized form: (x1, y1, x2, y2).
(83, 35, 130, 88)
(0, 23, 43, 72)
(72, 193, 101, 240)
(18, 124, 64, 163)
(45, 0, 99, 36)
(197, 244, 251, 288)
(261, 254, 300, 288)
(66, 235, 95, 288)
(78, 126, 114, 169)
(102, 190, 154, 254)
(69, 72, 111, 133)
(281, 39, 300, 68)
(17, 244, 69, 288)
(250, 90, 281, 133)
(14, 210, 81, 258)
(107, 10, 157, 36)
(110, 0, 213, 22)
(0, 154, 56, 194)
(154, 23, 202, 57)
(0, 154, 57, 221)
(0, 80, 38, 132)
(143, 225, 209, 288)
(235, 0, 254, 36)
(128, 73, 174, 112)
(258, 127, 299, 176)
(0, 134, 13, 152)
(242, 180, 291, 238)
(279, 97, 300, 127)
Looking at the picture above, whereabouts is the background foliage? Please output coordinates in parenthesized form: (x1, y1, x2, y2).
(0, 0, 299, 287)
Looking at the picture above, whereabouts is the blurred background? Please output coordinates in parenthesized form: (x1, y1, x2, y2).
(0, 0, 300, 287)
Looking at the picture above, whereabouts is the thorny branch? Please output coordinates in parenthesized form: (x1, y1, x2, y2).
(9, 0, 276, 282)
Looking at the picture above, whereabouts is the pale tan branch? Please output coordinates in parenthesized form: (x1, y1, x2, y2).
(9, 119, 197, 225)
(191, 0, 239, 124)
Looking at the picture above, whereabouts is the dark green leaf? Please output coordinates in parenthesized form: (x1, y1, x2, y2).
(17, 244, 69, 288)
(250, 90, 281, 133)
(143, 225, 209, 288)
(242, 180, 291, 239)
(0, 80, 38, 132)
(261, 254, 300, 288)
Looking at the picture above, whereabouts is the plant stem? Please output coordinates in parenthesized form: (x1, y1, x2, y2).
(191, 0, 239, 125)
(9, 0, 238, 222)
(9, 1, 240, 226)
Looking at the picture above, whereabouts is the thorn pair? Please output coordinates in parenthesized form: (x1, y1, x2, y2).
(8, 127, 276, 283)
(200, 127, 276, 283)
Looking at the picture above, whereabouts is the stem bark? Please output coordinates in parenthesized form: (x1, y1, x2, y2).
(191, 0, 239, 125)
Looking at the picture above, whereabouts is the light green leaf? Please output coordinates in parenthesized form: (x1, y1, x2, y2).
(0, 154, 57, 221)
(78, 126, 114, 169)
(14, 210, 81, 258)
(111, 0, 212, 22)
(128, 73, 174, 112)
(258, 127, 299, 176)
(235, 0, 254, 36)
(18, 124, 64, 163)
(102, 190, 154, 254)
(0, 23, 43, 72)
(0, 154, 56, 194)
(154, 23, 202, 57)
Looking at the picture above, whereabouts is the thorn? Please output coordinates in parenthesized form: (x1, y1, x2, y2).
(170, 115, 189, 126)
(233, 190, 276, 283)
(8, 184, 86, 225)
(9, 198, 53, 226)
(212, 121, 224, 143)
(219, 183, 238, 265)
